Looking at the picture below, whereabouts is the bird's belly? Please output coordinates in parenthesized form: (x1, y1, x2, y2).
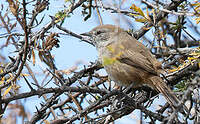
(104, 61, 146, 87)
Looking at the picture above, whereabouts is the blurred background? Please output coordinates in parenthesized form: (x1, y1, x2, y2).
(0, 0, 199, 123)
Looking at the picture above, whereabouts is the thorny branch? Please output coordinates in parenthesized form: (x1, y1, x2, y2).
(0, 0, 199, 123)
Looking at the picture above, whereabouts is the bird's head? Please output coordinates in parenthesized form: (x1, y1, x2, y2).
(81, 24, 124, 48)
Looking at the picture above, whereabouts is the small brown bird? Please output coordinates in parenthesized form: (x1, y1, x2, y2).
(82, 24, 180, 108)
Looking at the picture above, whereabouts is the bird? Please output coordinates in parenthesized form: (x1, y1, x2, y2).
(81, 24, 182, 109)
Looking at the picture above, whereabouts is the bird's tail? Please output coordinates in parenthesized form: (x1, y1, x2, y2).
(149, 76, 180, 109)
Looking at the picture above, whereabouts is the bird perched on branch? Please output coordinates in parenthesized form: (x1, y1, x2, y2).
(81, 24, 183, 109)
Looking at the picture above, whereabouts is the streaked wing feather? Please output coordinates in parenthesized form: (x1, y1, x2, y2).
(115, 32, 158, 75)
(117, 50, 157, 75)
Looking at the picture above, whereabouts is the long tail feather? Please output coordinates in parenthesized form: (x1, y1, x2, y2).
(149, 76, 180, 109)
(149, 76, 189, 114)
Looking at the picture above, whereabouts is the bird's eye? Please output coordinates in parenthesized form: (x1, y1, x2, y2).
(96, 31, 102, 35)
(95, 30, 105, 35)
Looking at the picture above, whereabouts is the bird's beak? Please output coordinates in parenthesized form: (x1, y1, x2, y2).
(80, 32, 95, 46)
(80, 32, 92, 37)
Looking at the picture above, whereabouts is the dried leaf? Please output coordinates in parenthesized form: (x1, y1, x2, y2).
(143, 26, 152, 30)
(20, 73, 30, 77)
(3, 85, 12, 97)
(0, 77, 5, 85)
(194, 17, 200, 24)
(130, 4, 145, 17)
(188, 57, 198, 60)
(38, 50, 44, 62)
(168, 68, 178, 73)
(12, 84, 20, 91)
(32, 49, 36, 66)
(7, 0, 19, 16)
(135, 18, 147, 22)
(43, 33, 60, 50)
(43, 120, 50, 124)
(129, 13, 140, 17)
(146, 7, 151, 22)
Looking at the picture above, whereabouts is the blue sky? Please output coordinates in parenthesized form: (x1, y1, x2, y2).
(1, 0, 198, 123)
(0, 0, 143, 123)
(0, 0, 169, 123)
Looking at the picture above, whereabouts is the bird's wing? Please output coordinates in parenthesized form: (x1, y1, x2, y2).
(117, 50, 158, 75)
(114, 32, 158, 75)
